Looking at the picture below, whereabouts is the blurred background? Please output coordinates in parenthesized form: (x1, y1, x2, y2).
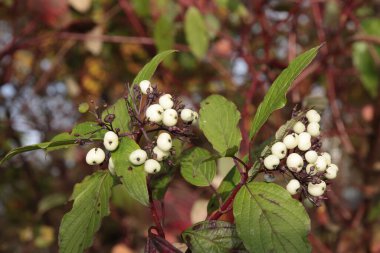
(1, 0, 380, 252)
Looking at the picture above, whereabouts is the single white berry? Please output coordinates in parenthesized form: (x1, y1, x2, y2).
(307, 181, 326, 197)
(305, 150, 318, 164)
(153, 146, 170, 161)
(108, 157, 115, 175)
(298, 132, 311, 151)
(129, 149, 148, 165)
(325, 164, 338, 179)
(162, 109, 178, 127)
(321, 152, 331, 165)
(305, 164, 317, 175)
(139, 80, 152, 94)
(192, 111, 199, 125)
(159, 94, 174, 109)
(307, 122, 320, 137)
(315, 156, 327, 172)
(293, 121, 306, 134)
(180, 108, 194, 122)
(286, 179, 301, 195)
(86, 147, 106, 165)
(283, 133, 299, 149)
(306, 109, 321, 123)
(144, 159, 161, 174)
(263, 155, 280, 170)
(103, 131, 119, 151)
(286, 153, 304, 172)
(157, 132, 172, 151)
(271, 142, 287, 159)
(146, 104, 164, 123)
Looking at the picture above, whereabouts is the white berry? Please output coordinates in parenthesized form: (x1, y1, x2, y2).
(305, 164, 317, 175)
(286, 153, 304, 172)
(153, 146, 170, 161)
(129, 149, 148, 165)
(162, 109, 178, 127)
(157, 132, 172, 151)
(307, 181, 326, 197)
(293, 121, 306, 134)
(286, 179, 301, 195)
(159, 94, 174, 109)
(144, 159, 161, 174)
(181, 109, 194, 122)
(263, 155, 280, 170)
(108, 157, 115, 175)
(86, 147, 106, 165)
(321, 152, 331, 165)
(307, 122, 320, 137)
(315, 156, 327, 172)
(146, 104, 164, 123)
(306, 109, 321, 123)
(192, 111, 199, 125)
(283, 133, 299, 149)
(271, 142, 287, 159)
(305, 150, 318, 164)
(139, 80, 153, 94)
(103, 131, 119, 151)
(298, 132, 311, 151)
(325, 164, 338, 179)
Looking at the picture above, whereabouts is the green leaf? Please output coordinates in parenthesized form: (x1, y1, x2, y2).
(207, 165, 240, 214)
(233, 182, 311, 253)
(249, 45, 321, 140)
(151, 166, 174, 200)
(102, 99, 131, 133)
(112, 137, 149, 206)
(182, 220, 247, 253)
(180, 147, 216, 187)
(38, 193, 67, 214)
(184, 7, 209, 59)
(199, 95, 242, 156)
(59, 171, 113, 253)
(352, 42, 379, 98)
(133, 50, 177, 85)
(153, 16, 175, 59)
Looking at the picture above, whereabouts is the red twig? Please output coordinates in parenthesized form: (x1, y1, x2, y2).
(147, 177, 166, 238)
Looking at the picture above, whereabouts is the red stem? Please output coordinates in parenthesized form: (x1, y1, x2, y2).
(147, 177, 165, 238)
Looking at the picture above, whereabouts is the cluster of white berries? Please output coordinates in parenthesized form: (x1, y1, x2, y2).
(128, 132, 173, 174)
(263, 109, 339, 200)
(141, 80, 198, 126)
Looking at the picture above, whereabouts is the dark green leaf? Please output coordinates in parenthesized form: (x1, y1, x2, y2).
(199, 95, 242, 156)
(59, 171, 113, 253)
(112, 137, 149, 206)
(182, 220, 247, 253)
(102, 99, 130, 133)
(249, 45, 321, 140)
(133, 50, 177, 85)
(184, 7, 209, 59)
(180, 147, 216, 187)
(38, 193, 67, 214)
(233, 182, 311, 253)
(153, 16, 175, 60)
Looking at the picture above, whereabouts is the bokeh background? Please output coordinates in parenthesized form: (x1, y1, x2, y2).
(1, 0, 380, 252)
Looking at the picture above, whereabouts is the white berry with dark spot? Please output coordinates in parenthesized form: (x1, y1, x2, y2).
(293, 121, 306, 134)
(153, 146, 170, 161)
(181, 109, 194, 122)
(129, 149, 147, 165)
(286, 153, 304, 172)
(305, 164, 317, 175)
(298, 132, 311, 151)
(321, 152, 332, 165)
(159, 94, 174, 109)
(139, 80, 153, 94)
(192, 111, 199, 125)
(86, 147, 106, 165)
(103, 131, 119, 151)
(307, 181, 326, 197)
(271, 142, 287, 159)
(157, 132, 172, 151)
(325, 164, 338, 179)
(286, 179, 301, 195)
(263, 155, 280, 170)
(305, 150, 318, 164)
(144, 159, 161, 174)
(162, 109, 178, 127)
(283, 133, 299, 149)
(146, 104, 164, 123)
(315, 156, 328, 172)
